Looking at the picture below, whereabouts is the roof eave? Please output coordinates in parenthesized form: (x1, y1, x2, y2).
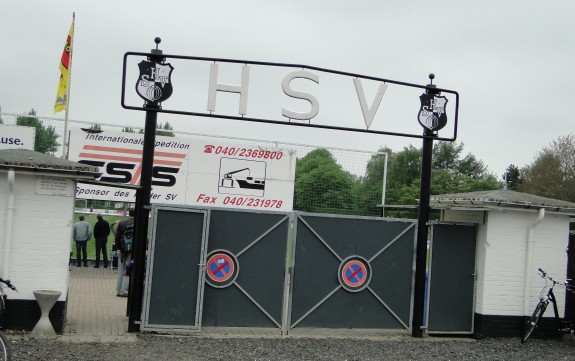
(0, 165, 101, 179)
(431, 198, 575, 214)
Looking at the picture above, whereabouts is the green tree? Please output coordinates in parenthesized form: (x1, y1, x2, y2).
(16, 109, 59, 154)
(431, 141, 498, 193)
(157, 122, 174, 137)
(519, 135, 575, 202)
(361, 141, 500, 218)
(457, 154, 488, 179)
(122, 127, 136, 133)
(503, 164, 521, 190)
(432, 141, 463, 170)
(89, 124, 102, 132)
(519, 154, 565, 199)
(294, 148, 357, 214)
(547, 134, 575, 176)
(137, 122, 174, 137)
(431, 168, 500, 195)
(355, 147, 390, 216)
(383, 145, 422, 217)
(387, 182, 421, 218)
(433, 142, 488, 179)
(387, 145, 421, 189)
(356, 146, 422, 218)
(0, 105, 3, 124)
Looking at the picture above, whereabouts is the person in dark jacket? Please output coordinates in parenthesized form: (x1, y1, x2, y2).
(93, 213, 111, 268)
(114, 209, 135, 296)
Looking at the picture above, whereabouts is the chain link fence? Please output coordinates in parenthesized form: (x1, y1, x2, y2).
(3, 112, 387, 259)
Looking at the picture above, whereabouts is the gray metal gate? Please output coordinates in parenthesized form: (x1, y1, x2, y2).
(142, 206, 208, 332)
(142, 205, 290, 331)
(201, 209, 290, 329)
(289, 213, 417, 331)
(142, 208, 478, 334)
(426, 223, 477, 334)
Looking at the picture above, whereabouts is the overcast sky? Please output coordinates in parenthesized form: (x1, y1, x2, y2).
(1, 0, 574, 176)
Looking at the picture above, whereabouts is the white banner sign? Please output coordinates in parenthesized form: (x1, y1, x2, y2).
(0, 124, 36, 150)
(68, 129, 296, 211)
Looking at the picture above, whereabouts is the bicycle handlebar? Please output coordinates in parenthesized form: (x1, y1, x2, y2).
(537, 268, 575, 294)
(0, 278, 17, 292)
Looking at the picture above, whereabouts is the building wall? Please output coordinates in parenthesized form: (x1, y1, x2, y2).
(477, 210, 569, 317)
(442, 207, 570, 338)
(0, 171, 76, 332)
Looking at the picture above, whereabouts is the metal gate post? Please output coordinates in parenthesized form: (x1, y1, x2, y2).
(128, 39, 164, 332)
(412, 75, 440, 337)
(128, 106, 157, 332)
(412, 129, 434, 337)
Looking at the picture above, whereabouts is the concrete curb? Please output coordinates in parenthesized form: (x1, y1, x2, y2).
(57, 334, 138, 343)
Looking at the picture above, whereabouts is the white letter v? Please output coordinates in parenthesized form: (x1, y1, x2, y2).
(353, 79, 388, 129)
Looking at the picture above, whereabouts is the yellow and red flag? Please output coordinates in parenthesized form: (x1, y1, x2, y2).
(54, 15, 74, 113)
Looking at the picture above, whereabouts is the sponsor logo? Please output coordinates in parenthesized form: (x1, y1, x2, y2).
(77, 145, 185, 187)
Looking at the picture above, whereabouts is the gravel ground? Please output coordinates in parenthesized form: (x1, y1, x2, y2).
(6, 334, 575, 361)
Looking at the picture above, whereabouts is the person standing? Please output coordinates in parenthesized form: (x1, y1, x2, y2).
(114, 209, 135, 297)
(93, 214, 110, 268)
(73, 215, 91, 267)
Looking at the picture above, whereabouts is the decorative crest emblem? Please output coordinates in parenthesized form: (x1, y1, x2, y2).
(136, 61, 174, 104)
(417, 93, 448, 132)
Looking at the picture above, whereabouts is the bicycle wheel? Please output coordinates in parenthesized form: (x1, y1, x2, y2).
(0, 330, 11, 361)
(521, 302, 546, 343)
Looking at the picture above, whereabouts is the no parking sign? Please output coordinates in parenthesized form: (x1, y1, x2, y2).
(337, 256, 371, 292)
(205, 250, 239, 288)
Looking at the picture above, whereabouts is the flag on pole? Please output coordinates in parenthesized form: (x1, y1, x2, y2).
(54, 15, 74, 113)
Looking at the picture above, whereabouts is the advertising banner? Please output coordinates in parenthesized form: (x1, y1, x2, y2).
(68, 129, 296, 211)
(0, 124, 36, 150)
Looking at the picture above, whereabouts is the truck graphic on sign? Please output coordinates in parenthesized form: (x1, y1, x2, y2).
(218, 158, 266, 197)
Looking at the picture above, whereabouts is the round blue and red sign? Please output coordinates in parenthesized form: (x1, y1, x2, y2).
(205, 250, 239, 288)
(337, 256, 371, 292)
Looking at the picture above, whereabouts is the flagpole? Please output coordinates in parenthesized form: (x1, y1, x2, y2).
(61, 12, 75, 159)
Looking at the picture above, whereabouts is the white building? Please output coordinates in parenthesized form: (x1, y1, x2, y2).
(431, 190, 575, 338)
(0, 149, 99, 332)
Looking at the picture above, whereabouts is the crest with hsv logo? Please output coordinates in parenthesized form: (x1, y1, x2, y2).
(136, 61, 174, 103)
(417, 93, 448, 132)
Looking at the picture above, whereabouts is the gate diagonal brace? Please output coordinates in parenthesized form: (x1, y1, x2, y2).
(367, 286, 410, 330)
(298, 216, 343, 262)
(291, 285, 341, 328)
(234, 282, 282, 328)
(236, 216, 289, 257)
(368, 223, 415, 263)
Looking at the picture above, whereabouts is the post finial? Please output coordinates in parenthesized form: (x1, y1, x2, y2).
(426, 73, 437, 92)
(151, 37, 163, 56)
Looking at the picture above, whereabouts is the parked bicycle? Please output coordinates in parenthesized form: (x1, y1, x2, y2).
(0, 278, 16, 361)
(521, 268, 575, 343)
